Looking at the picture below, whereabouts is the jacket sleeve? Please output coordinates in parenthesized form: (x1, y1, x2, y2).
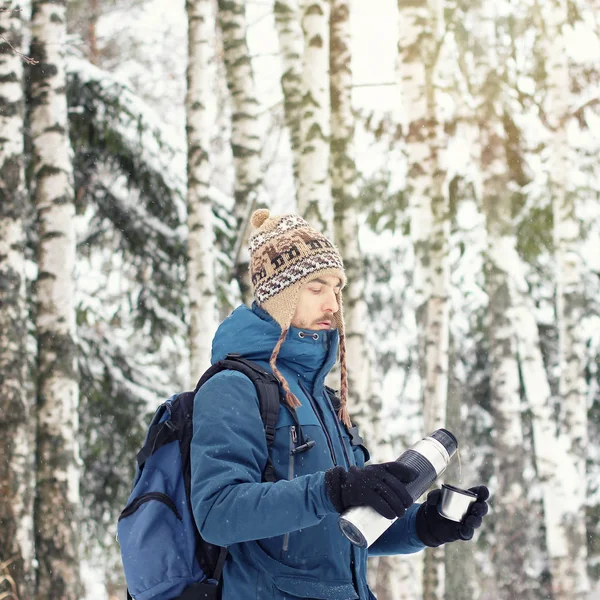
(190, 370, 336, 546)
(367, 504, 426, 556)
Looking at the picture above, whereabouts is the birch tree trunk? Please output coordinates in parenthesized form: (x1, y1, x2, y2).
(274, 0, 303, 200)
(186, 0, 218, 383)
(298, 0, 332, 237)
(397, 0, 450, 434)
(216, 0, 263, 303)
(543, 1, 589, 594)
(329, 0, 369, 429)
(469, 3, 538, 594)
(29, 2, 81, 598)
(329, 1, 387, 592)
(481, 118, 536, 599)
(443, 67, 486, 600)
(397, 1, 450, 598)
(0, 4, 35, 598)
(444, 341, 481, 600)
(509, 238, 576, 600)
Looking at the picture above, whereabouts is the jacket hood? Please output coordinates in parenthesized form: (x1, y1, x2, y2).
(211, 303, 339, 382)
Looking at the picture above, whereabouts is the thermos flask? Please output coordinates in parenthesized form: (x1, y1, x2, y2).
(338, 428, 465, 548)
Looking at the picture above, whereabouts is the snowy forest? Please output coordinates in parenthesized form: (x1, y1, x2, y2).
(1, 0, 599, 599)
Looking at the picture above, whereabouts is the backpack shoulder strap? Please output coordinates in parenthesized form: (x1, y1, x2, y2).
(324, 386, 365, 448)
(135, 400, 181, 469)
(195, 353, 281, 482)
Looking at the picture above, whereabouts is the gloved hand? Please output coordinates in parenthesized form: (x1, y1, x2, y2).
(415, 485, 489, 547)
(325, 462, 419, 519)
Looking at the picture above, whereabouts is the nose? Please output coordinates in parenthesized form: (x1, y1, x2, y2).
(323, 288, 339, 314)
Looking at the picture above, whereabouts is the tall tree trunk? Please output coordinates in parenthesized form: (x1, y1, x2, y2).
(298, 0, 332, 236)
(509, 235, 573, 600)
(87, 0, 99, 64)
(397, 0, 450, 432)
(329, 0, 370, 432)
(216, 0, 263, 303)
(543, 1, 589, 595)
(374, 553, 422, 600)
(29, 2, 81, 598)
(397, 1, 450, 598)
(444, 340, 481, 600)
(471, 2, 539, 594)
(274, 0, 303, 201)
(0, 4, 35, 598)
(186, 0, 218, 383)
(329, 1, 388, 592)
(481, 118, 536, 599)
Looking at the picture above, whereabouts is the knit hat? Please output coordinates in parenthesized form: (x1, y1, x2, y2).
(248, 209, 351, 428)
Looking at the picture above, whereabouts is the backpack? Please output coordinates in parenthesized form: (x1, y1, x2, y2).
(117, 354, 283, 600)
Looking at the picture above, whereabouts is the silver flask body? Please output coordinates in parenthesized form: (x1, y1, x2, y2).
(338, 429, 458, 548)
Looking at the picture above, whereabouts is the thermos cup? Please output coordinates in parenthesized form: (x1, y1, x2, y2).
(438, 484, 477, 521)
(338, 428, 460, 548)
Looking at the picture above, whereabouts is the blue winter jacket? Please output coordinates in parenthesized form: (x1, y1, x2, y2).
(190, 303, 425, 600)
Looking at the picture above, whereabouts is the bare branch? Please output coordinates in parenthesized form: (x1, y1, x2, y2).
(0, 34, 38, 64)
(0, 7, 37, 65)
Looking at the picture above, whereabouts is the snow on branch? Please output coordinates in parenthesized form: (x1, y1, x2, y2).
(66, 56, 234, 228)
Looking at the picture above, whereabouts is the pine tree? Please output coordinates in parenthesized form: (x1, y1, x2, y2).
(66, 57, 194, 594)
(29, 1, 81, 597)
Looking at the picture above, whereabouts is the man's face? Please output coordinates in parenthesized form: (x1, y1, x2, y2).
(291, 275, 342, 331)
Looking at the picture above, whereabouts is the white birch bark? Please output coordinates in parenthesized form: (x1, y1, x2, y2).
(216, 0, 263, 302)
(273, 0, 303, 199)
(329, 0, 369, 426)
(481, 120, 537, 598)
(397, 0, 449, 435)
(442, 31, 484, 600)
(470, 3, 539, 594)
(397, 2, 449, 597)
(543, 1, 589, 594)
(298, 0, 332, 237)
(0, 4, 35, 598)
(329, 2, 387, 592)
(186, 0, 218, 382)
(29, 1, 81, 598)
(509, 243, 582, 598)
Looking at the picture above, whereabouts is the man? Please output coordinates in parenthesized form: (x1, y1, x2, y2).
(190, 209, 489, 599)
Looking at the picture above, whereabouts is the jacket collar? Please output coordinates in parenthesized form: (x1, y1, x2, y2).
(211, 303, 339, 386)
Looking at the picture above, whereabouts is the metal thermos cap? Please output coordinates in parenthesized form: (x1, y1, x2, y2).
(430, 429, 458, 457)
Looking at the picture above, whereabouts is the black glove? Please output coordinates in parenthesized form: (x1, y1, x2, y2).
(415, 485, 489, 547)
(325, 462, 419, 520)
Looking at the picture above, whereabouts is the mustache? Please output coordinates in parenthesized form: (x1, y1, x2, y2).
(315, 316, 333, 324)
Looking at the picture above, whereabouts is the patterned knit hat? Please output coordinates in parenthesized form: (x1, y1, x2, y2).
(248, 209, 351, 428)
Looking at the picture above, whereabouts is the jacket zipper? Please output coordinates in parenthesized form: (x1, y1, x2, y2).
(294, 383, 358, 595)
(323, 392, 352, 469)
(282, 426, 297, 552)
(298, 379, 337, 467)
(323, 392, 358, 596)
